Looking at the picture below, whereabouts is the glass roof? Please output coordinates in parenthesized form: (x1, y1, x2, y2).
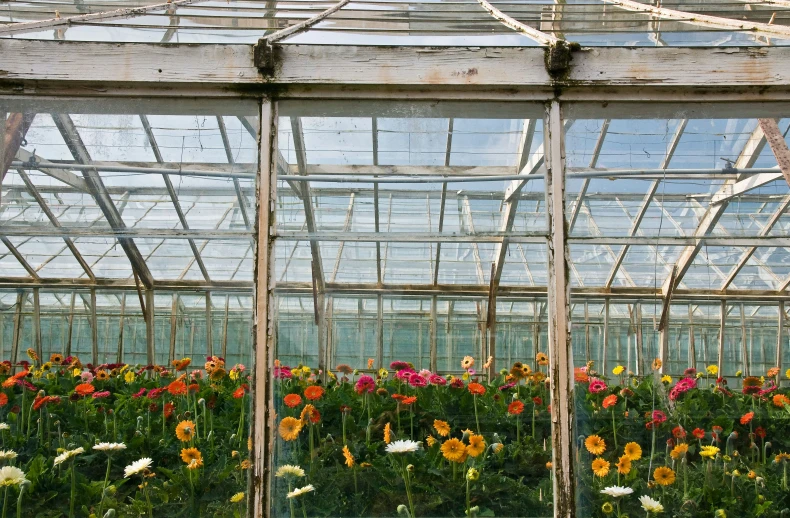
(2, 0, 790, 46)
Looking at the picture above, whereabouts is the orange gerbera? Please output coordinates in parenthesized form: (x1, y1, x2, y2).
(175, 420, 196, 442)
(401, 396, 417, 405)
(342, 445, 354, 468)
(767, 367, 780, 377)
(384, 422, 392, 444)
(172, 358, 192, 371)
(574, 368, 589, 384)
(740, 411, 755, 425)
(591, 458, 610, 477)
(164, 402, 175, 419)
(284, 394, 302, 408)
(616, 455, 631, 475)
(95, 370, 110, 381)
(773, 394, 790, 408)
(467, 383, 486, 396)
(278, 417, 302, 441)
(181, 447, 203, 468)
(653, 466, 676, 486)
(670, 443, 688, 460)
(0, 393, 7, 407)
(466, 434, 486, 457)
(304, 386, 324, 401)
(433, 420, 450, 437)
(602, 395, 618, 409)
(300, 404, 320, 424)
(584, 435, 606, 455)
(75, 383, 95, 396)
(508, 400, 525, 415)
(167, 380, 187, 396)
(441, 438, 467, 463)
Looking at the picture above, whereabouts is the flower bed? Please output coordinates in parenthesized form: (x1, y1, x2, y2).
(272, 356, 553, 517)
(576, 362, 790, 517)
(0, 350, 250, 517)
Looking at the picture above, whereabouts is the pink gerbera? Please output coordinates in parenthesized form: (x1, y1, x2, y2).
(92, 390, 111, 399)
(408, 373, 428, 388)
(390, 361, 410, 370)
(429, 374, 447, 386)
(588, 378, 607, 393)
(395, 368, 416, 381)
(355, 375, 376, 394)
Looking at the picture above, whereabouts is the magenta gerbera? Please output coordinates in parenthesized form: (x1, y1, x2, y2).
(588, 378, 607, 393)
(408, 373, 427, 388)
(355, 375, 375, 394)
(429, 374, 447, 386)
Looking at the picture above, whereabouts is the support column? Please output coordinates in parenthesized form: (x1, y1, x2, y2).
(778, 301, 784, 388)
(688, 304, 696, 371)
(376, 294, 384, 369)
(117, 293, 126, 364)
(251, 98, 276, 518)
(602, 298, 609, 374)
(33, 287, 42, 362)
(206, 292, 213, 357)
(169, 294, 179, 364)
(90, 288, 98, 365)
(718, 300, 726, 377)
(544, 100, 575, 518)
(11, 292, 24, 368)
(430, 295, 438, 371)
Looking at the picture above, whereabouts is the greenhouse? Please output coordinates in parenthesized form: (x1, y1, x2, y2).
(1, 0, 790, 516)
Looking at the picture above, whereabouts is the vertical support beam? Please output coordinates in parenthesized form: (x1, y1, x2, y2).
(376, 294, 384, 369)
(718, 300, 726, 377)
(206, 292, 213, 357)
(32, 287, 42, 362)
(688, 304, 696, 371)
(169, 294, 178, 364)
(429, 295, 438, 371)
(117, 293, 126, 364)
(222, 294, 230, 360)
(740, 303, 749, 376)
(544, 101, 575, 518)
(252, 98, 276, 518)
(145, 289, 155, 367)
(11, 292, 23, 368)
(602, 298, 610, 374)
(635, 303, 643, 376)
(90, 288, 98, 365)
(778, 301, 784, 388)
(66, 292, 75, 357)
(487, 263, 497, 379)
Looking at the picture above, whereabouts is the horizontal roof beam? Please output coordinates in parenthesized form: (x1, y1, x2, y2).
(0, 227, 252, 240)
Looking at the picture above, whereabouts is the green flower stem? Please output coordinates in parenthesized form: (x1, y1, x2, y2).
(531, 405, 536, 440)
(301, 500, 308, 518)
(401, 459, 415, 518)
(2, 486, 8, 518)
(516, 416, 520, 444)
(473, 395, 480, 435)
(397, 403, 401, 435)
(342, 413, 347, 446)
(237, 394, 245, 449)
(15, 485, 24, 518)
(288, 482, 295, 518)
(141, 474, 153, 518)
(69, 461, 76, 518)
(465, 474, 471, 517)
(97, 456, 112, 518)
(611, 409, 617, 451)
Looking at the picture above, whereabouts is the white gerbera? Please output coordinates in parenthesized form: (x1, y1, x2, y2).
(124, 457, 153, 478)
(53, 447, 85, 467)
(275, 465, 305, 478)
(639, 495, 664, 514)
(0, 451, 17, 461)
(93, 442, 127, 453)
(286, 484, 315, 499)
(385, 440, 421, 454)
(0, 466, 26, 487)
(0, 424, 9, 431)
(600, 486, 634, 498)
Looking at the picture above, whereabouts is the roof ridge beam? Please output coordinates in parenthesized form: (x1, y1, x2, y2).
(605, 0, 790, 38)
(0, 0, 198, 35)
(476, 0, 558, 45)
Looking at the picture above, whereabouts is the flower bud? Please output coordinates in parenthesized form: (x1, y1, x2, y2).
(103, 510, 116, 518)
(396, 505, 409, 516)
(407, 464, 414, 472)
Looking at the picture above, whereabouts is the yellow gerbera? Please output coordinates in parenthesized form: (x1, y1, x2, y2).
(180, 447, 203, 468)
(612, 365, 624, 375)
(441, 438, 468, 463)
(466, 434, 486, 457)
(342, 445, 354, 468)
(230, 492, 244, 503)
(653, 466, 675, 486)
(591, 458, 610, 477)
(616, 455, 631, 475)
(700, 446, 720, 459)
(624, 442, 642, 461)
(426, 435, 437, 447)
(433, 420, 450, 437)
(670, 443, 688, 460)
(384, 423, 392, 444)
(278, 417, 302, 442)
(706, 365, 718, 376)
(585, 435, 606, 455)
(175, 420, 196, 442)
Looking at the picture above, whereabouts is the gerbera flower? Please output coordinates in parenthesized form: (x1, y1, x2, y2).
(0, 394, 7, 407)
(767, 367, 780, 377)
(600, 486, 633, 498)
(172, 358, 191, 371)
(284, 394, 302, 408)
(740, 411, 755, 425)
(670, 443, 688, 460)
(385, 440, 420, 454)
(508, 400, 525, 415)
(304, 386, 324, 401)
(639, 495, 664, 514)
(706, 365, 718, 376)
(286, 485, 315, 499)
(624, 442, 642, 461)
(275, 465, 305, 478)
(355, 375, 375, 394)
(612, 365, 624, 375)
(441, 438, 468, 463)
(511, 362, 526, 380)
(652, 358, 662, 370)
(692, 428, 705, 439)
(54, 447, 84, 467)
(520, 364, 532, 377)
(93, 442, 126, 453)
(700, 445, 720, 459)
(95, 370, 110, 381)
(536, 352, 549, 366)
(429, 374, 446, 386)
(408, 373, 427, 388)
(74, 383, 95, 396)
(342, 445, 354, 468)
(279, 417, 302, 441)
(616, 455, 631, 475)
(591, 458, 610, 477)
(167, 380, 187, 396)
(50, 353, 64, 364)
(461, 356, 475, 370)
(230, 492, 245, 503)
(92, 391, 110, 399)
(0, 467, 26, 487)
(433, 420, 450, 437)
(0, 451, 16, 461)
(181, 447, 203, 468)
(585, 435, 606, 455)
(467, 383, 485, 396)
(773, 394, 790, 408)
(653, 466, 675, 485)
(384, 423, 392, 444)
(466, 434, 486, 457)
(401, 396, 417, 405)
(233, 386, 247, 399)
(672, 426, 686, 438)
(300, 404, 320, 424)
(426, 435, 437, 447)
(175, 420, 197, 442)
(602, 395, 618, 409)
(588, 378, 607, 393)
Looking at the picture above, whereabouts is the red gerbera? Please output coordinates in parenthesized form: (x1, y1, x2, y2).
(532, 396, 543, 406)
(755, 426, 767, 439)
(508, 400, 525, 415)
(0, 393, 7, 407)
(164, 402, 175, 419)
(740, 411, 755, 425)
(468, 383, 486, 396)
(692, 428, 705, 439)
(672, 426, 687, 439)
(233, 385, 249, 399)
(602, 395, 618, 409)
